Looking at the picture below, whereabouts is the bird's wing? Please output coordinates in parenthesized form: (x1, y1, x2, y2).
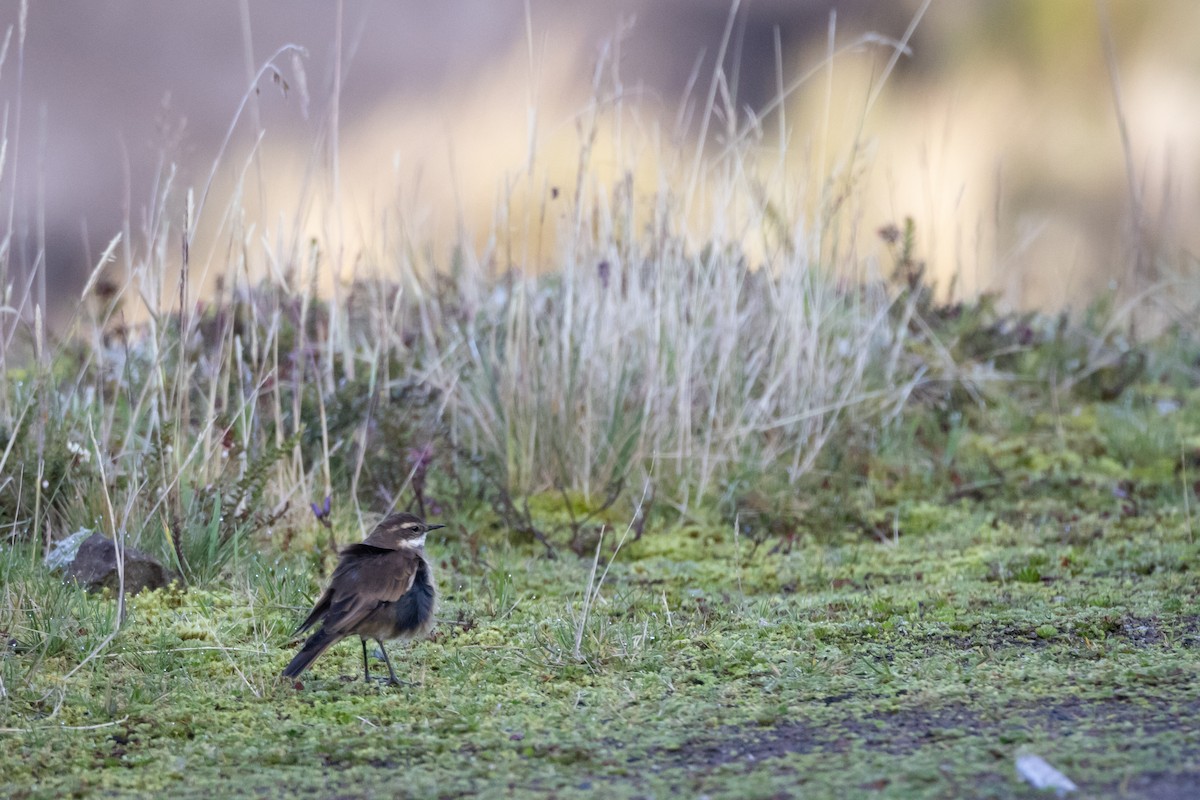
(291, 544, 388, 635)
(292, 586, 333, 635)
(320, 548, 420, 636)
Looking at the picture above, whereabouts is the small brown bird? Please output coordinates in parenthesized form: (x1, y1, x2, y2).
(282, 512, 443, 685)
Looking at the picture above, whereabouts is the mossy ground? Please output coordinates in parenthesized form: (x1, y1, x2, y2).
(2, 384, 1199, 799)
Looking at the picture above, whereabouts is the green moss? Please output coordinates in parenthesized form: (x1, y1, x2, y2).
(4, 477, 1199, 798)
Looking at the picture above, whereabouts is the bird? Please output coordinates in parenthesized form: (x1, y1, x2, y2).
(282, 512, 443, 685)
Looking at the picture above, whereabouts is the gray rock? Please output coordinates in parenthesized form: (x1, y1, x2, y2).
(61, 532, 176, 595)
(44, 528, 94, 571)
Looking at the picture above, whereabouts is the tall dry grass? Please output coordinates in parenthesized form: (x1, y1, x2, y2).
(0, 10, 917, 558)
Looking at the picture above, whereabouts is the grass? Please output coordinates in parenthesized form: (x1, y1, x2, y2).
(2, 5, 1200, 798)
(2, 349, 1199, 798)
(1, 378, 1198, 798)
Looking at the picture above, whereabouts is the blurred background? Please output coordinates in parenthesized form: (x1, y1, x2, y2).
(1, 0, 1198, 320)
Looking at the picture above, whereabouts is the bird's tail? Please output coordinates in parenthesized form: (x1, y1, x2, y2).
(282, 629, 339, 679)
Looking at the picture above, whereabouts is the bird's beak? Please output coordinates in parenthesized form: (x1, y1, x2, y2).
(426, 524, 446, 532)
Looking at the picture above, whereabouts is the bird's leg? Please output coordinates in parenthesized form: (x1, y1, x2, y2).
(377, 638, 405, 686)
(360, 637, 371, 682)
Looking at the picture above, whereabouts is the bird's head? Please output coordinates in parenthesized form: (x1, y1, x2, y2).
(364, 512, 445, 549)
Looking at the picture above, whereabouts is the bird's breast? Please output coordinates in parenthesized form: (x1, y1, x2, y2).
(357, 555, 437, 641)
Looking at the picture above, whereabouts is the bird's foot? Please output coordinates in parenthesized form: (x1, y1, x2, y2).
(363, 673, 413, 687)
(384, 677, 415, 688)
